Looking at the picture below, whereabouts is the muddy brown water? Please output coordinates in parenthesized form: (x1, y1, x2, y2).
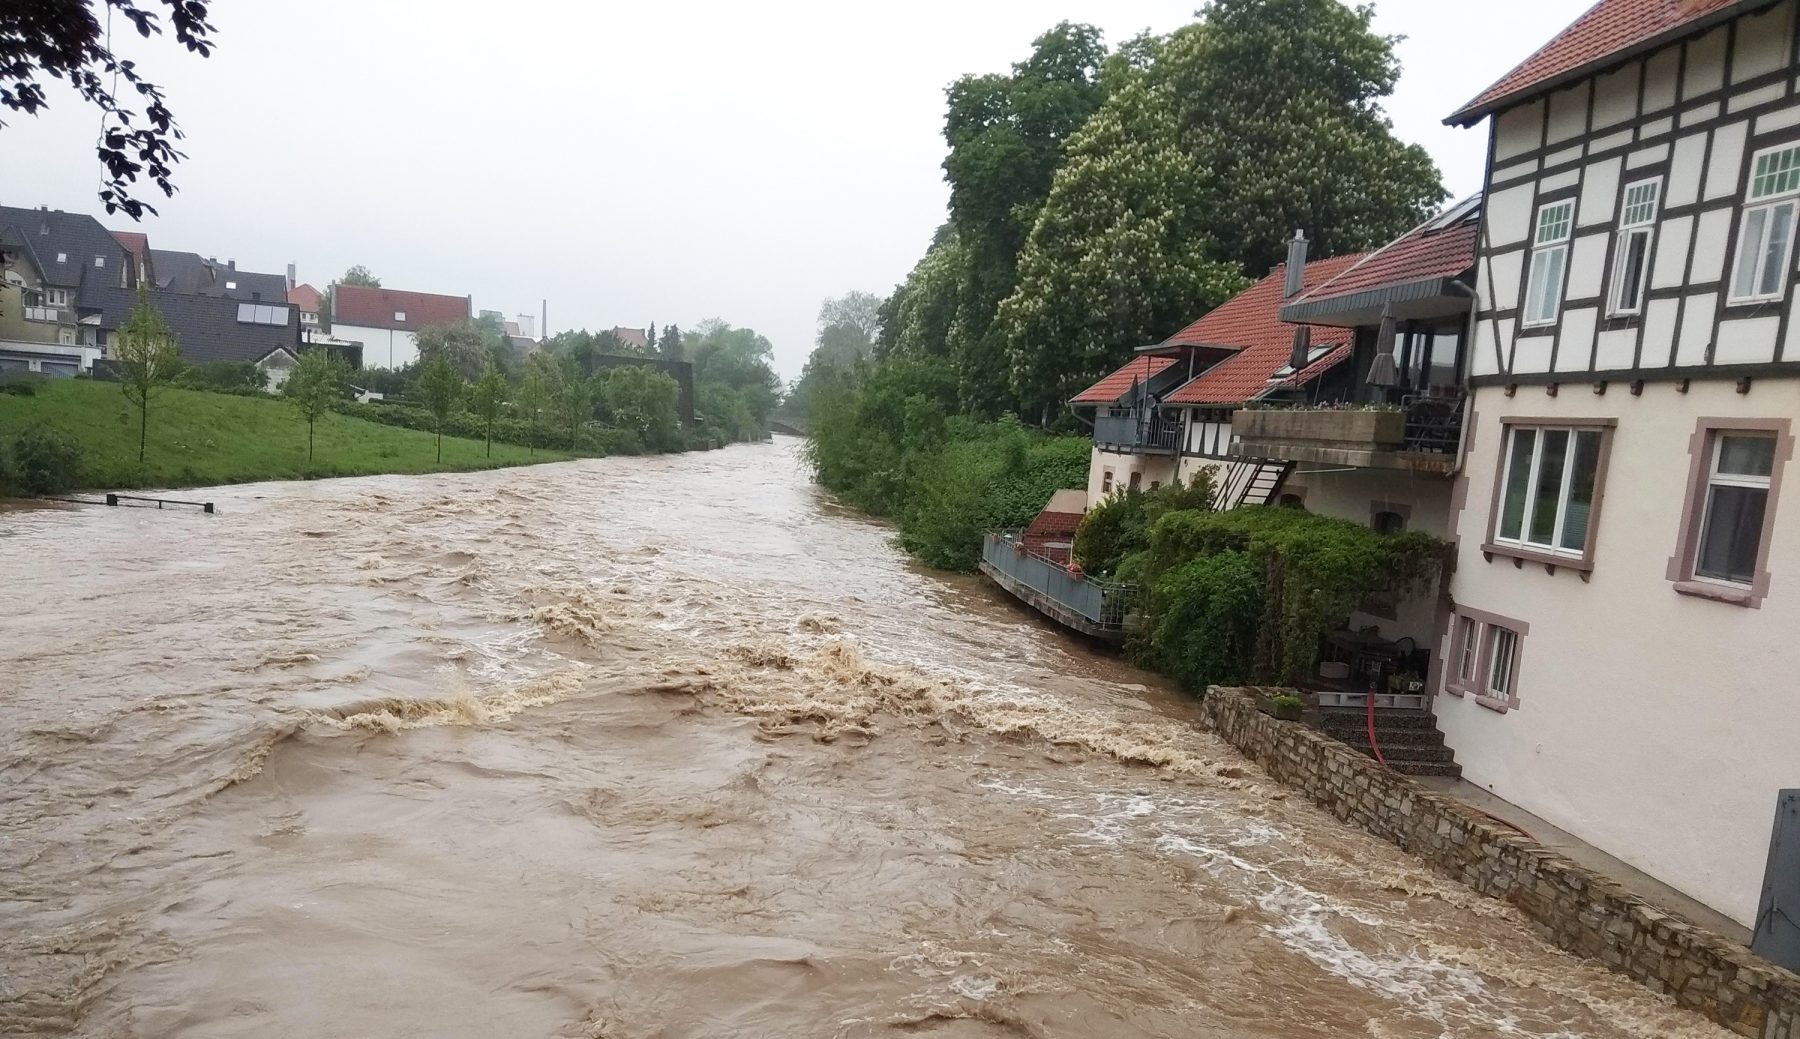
(0, 440, 1727, 1038)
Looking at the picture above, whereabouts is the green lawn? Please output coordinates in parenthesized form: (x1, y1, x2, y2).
(0, 379, 573, 491)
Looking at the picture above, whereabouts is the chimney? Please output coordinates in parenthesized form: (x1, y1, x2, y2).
(286, 263, 296, 289)
(1283, 230, 1308, 299)
(228, 258, 236, 271)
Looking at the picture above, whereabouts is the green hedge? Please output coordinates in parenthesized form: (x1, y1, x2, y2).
(344, 401, 644, 455)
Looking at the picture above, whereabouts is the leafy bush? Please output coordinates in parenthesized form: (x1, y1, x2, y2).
(898, 420, 1090, 571)
(598, 366, 683, 451)
(5, 424, 85, 494)
(344, 401, 647, 456)
(1074, 473, 1216, 577)
(1137, 506, 1446, 688)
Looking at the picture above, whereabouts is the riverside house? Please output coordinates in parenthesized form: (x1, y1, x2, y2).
(1435, 0, 1800, 931)
(1065, 198, 1482, 678)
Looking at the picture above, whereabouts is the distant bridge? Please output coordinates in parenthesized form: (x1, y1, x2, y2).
(768, 420, 808, 437)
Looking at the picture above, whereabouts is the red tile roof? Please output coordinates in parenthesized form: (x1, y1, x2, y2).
(1448, 0, 1769, 125)
(1071, 355, 1179, 405)
(288, 283, 323, 312)
(333, 283, 469, 332)
(1162, 255, 1363, 406)
(1292, 208, 1479, 307)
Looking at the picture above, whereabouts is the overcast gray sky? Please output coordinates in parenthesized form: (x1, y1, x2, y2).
(2, 1, 1583, 379)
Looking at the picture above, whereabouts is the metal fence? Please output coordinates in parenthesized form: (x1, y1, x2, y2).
(981, 531, 1135, 630)
(1402, 394, 1466, 455)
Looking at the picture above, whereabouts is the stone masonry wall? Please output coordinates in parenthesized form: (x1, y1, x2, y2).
(1201, 686, 1800, 1038)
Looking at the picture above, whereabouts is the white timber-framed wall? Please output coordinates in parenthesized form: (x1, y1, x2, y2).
(1443, 0, 1800, 928)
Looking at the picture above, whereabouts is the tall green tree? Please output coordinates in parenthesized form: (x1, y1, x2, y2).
(284, 349, 347, 464)
(415, 355, 463, 463)
(339, 265, 380, 288)
(658, 323, 683, 361)
(995, 76, 1246, 423)
(1161, 0, 1444, 272)
(686, 319, 781, 427)
(598, 365, 681, 451)
(470, 360, 507, 458)
(517, 354, 551, 456)
(549, 356, 593, 449)
(112, 285, 181, 464)
(933, 21, 1110, 414)
(415, 319, 489, 380)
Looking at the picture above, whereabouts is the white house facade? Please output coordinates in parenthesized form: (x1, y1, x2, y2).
(1439, 0, 1800, 928)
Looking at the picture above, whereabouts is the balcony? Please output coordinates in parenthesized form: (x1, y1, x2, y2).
(1093, 407, 1181, 456)
(1232, 395, 1464, 473)
(978, 531, 1135, 642)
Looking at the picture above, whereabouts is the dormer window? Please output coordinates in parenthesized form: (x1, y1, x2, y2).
(94, 255, 105, 269)
(1728, 144, 1800, 306)
(394, 311, 406, 322)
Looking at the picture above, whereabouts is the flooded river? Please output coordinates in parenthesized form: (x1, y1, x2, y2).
(1, 440, 1727, 1038)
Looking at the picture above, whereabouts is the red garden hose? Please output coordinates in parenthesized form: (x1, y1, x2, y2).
(1366, 687, 1390, 768)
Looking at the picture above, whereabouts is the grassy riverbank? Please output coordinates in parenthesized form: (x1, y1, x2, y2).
(0, 380, 573, 491)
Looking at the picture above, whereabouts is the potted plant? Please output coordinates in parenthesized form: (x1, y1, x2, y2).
(1269, 693, 1305, 721)
(1387, 670, 1425, 694)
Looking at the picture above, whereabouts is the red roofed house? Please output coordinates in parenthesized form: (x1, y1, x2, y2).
(1065, 206, 1482, 726)
(287, 282, 325, 333)
(330, 283, 472, 368)
(1432, 0, 1800, 934)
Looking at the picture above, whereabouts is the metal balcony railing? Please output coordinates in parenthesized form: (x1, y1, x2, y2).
(981, 531, 1136, 631)
(1401, 394, 1465, 455)
(1094, 407, 1181, 455)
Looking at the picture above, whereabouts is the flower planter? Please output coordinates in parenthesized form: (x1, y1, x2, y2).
(1237, 408, 1405, 448)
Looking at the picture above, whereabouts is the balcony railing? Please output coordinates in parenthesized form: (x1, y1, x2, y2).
(1400, 393, 1465, 455)
(980, 531, 1136, 638)
(1231, 395, 1465, 473)
(1094, 407, 1181, 456)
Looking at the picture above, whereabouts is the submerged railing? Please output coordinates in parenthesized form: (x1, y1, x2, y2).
(980, 530, 1136, 632)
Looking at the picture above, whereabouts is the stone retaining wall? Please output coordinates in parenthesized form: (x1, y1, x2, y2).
(1201, 686, 1800, 1038)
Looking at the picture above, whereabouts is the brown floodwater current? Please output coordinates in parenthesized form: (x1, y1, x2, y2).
(0, 440, 1730, 1038)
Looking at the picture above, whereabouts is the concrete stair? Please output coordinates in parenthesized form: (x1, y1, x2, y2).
(1311, 706, 1462, 778)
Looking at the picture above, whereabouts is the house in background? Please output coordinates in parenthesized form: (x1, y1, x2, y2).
(329, 284, 471, 368)
(611, 326, 650, 352)
(1435, 0, 1800, 930)
(0, 205, 135, 374)
(287, 281, 325, 334)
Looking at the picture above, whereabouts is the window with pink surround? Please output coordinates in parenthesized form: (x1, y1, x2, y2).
(1667, 418, 1794, 608)
(1441, 606, 1528, 713)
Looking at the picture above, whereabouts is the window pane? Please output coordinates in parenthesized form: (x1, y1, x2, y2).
(1735, 207, 1771, 299)
(1558, 430, 1602, 551)
(1529, 429, 1570, 545)
(1697, 485, 1769, 584)
(1759, 202, 1796, 298)
(1488, 627, 1517, 697)
(1718, 434, 1776, 477)
(1622, 181, 1661, 226)
(1458, 619, 1478, 681)
(1615, 231, 1649, 312)
(1500, 429, 1536, 541)
(1753, 146, 1800, 200)
(1542, 246, 1567, 319)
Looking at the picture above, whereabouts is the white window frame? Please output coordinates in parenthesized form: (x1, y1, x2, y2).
(1485, 626, 1518, 701)
(1728, 143, 1800, 306)
(1522, 200, 1575, 327)
(93, 255, 106, 269)
(394, 310, 407, 322)
(1608, 179, 1661, 316)
(1493, 424, 1606, 561)
(43, 288, 69, 307)
(1692, 432, 1777, 588)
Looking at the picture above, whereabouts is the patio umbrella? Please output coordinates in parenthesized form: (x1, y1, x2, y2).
(1367, 304, 1401, 387)
(1288, 325, 1312, 372)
